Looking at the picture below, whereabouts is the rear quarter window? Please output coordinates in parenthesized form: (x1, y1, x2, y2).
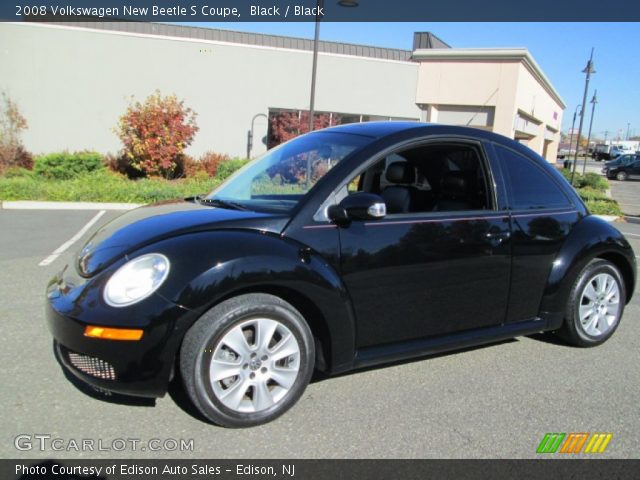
(495, 145, 572, 210)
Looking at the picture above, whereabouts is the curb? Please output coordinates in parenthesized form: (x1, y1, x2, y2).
(0, 200, 142, 211)
(624, 216, 640, 225)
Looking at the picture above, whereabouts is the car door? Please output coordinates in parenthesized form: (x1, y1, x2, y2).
(337, 139, 512, 349)
(629, 159, 640, 179)
(492, 144, 582, 323)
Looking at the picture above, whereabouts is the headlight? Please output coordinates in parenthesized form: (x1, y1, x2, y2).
(104, 253, 170, 307)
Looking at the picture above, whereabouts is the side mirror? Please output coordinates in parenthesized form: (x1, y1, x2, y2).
(327, 193, 386, 225)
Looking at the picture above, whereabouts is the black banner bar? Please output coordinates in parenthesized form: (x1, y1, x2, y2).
(4, 0, 640, 22)
(2, 459, 640, 480)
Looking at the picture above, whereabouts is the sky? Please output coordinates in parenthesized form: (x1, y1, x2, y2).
(184, 22, 640, 141)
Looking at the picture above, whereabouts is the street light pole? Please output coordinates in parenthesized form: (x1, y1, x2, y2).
(308, 0, 324, 132)
(308, 0, 356, 133)
(567, 104, 581, 164)
(582, 90, 597, 175)
(571, 48, 595, 185)
(246, 113, 268, 160)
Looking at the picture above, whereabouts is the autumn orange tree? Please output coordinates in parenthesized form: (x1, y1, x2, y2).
(115, 91, 198, 178)
(268, 110, 337, 148)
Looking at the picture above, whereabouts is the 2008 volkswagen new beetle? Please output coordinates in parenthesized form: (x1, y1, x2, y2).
(46, 122, 636, 427)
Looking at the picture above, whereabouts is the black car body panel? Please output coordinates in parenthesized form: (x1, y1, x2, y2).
(78, 200, 289, 277)
(45, 122, 637, 398)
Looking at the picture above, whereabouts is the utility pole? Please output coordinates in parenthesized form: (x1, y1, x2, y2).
(626, 123, 631, 140)
(604, 130, 609, 142)
(571, 48, 595, 185)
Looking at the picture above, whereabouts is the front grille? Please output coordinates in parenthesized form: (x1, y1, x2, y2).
(67, 352, 117, 380)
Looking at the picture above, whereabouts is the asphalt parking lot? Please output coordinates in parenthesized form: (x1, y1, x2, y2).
(610, 179, 640, 218)
(1, 208, 639, 459)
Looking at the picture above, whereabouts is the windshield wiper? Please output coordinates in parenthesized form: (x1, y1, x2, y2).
(196, 196, 250, 211)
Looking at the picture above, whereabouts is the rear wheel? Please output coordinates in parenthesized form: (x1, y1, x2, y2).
(558, 259, 626, 347)
(180, 293, 315, 427)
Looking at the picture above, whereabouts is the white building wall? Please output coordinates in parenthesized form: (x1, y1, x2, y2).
(0, 23, 421, 158)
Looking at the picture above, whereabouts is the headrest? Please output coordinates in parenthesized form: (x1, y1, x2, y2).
(441, 172, 469, 197)
(385, 162, 415, 184)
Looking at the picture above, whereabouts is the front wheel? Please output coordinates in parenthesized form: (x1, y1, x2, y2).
(616, 171, 628, 181)
(180, 293, 315, 427)
(557, 259, 626, 347)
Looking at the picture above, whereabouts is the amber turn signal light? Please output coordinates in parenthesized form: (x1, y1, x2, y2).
(84, 326, 144, 341)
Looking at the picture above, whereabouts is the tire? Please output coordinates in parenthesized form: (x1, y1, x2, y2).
(557, 259, 626, 347)
(616, 171, 628, 181)
(180, 293, 315, 427)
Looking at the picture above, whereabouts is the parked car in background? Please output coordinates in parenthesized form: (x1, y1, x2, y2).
(605, 155, 640, 181)
(602, 154, 637, 175)
(45, 123, 636, 427)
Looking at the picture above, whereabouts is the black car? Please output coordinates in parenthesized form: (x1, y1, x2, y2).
(604, 155, 640, 181)
(46, 122, 636, 427)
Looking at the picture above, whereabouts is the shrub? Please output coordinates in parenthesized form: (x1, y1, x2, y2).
(105, 153, 146, 179)
(585, 199, 623, 216)
(2, 166, 34, 178)
(114, 91, 198, 179)
(0, 94, 33, 174)
(0, 145, 33, 173)
(215, 158, 249, 181)
(184, 151, 229, 178)
(559, 169, 609, 192)
(34, 151, 105, 180)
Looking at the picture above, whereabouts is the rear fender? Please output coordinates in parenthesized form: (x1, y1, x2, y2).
(538, 215, 636, 329)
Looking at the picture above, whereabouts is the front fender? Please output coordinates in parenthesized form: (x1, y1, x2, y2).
(142, 230, 356, 373)
(539, 215, 636, 328)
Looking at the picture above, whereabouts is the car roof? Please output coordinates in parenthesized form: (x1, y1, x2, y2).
(318, 121, 426, 138)
(318, 121, 520, 148)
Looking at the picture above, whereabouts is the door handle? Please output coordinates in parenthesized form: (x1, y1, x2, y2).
(486, 231, 511, 244)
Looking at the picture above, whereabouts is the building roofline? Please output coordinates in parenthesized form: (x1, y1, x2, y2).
(30, 20, 415, 62)
(411, 48, 566, 109)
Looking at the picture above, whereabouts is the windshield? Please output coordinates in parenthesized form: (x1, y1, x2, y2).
(206, 131, 368, 212)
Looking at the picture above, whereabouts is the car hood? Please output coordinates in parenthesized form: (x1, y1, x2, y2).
(77, 199, 290, 277)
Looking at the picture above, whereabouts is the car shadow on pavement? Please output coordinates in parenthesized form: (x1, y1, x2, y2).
(526, 332, 571, 346)
(167, 338, 520, 425)
(310, 338, 517, 383)
(52, 341, 156, 407)
(167, 377, 212, 424)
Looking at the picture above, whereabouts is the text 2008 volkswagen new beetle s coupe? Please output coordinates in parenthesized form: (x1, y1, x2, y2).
(46, 122, 636, 427)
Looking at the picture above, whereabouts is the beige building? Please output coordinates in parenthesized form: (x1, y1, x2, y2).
(0, 22, 564, 161)
(414, 48, 565, 160)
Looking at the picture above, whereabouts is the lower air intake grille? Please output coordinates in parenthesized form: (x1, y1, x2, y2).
(67, 352, 116, 380)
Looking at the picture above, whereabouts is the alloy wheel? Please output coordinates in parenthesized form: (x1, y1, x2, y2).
(209, 318, 301, 413)
(578, 273, 621, 337)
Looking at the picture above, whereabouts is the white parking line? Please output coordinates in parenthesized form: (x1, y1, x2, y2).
(38, 210, 106, 267)
(620, 231, 640, 238)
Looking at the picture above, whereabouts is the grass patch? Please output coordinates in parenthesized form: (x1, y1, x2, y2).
(0, 169, 221, 203)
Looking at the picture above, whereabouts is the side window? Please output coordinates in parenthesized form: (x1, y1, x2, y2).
(495, 145, 571, 210)
(347, 142, 493, 214)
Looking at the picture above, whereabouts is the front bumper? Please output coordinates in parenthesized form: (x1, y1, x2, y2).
(45, 264, 198, 398)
